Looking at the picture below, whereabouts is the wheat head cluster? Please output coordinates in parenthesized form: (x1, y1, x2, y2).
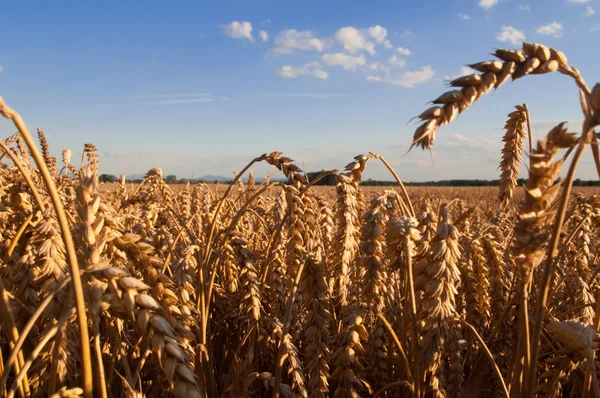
(0, 40, 600, 398)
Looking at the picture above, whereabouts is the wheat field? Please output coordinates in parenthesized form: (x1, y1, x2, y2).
(1, 41, 600, 397)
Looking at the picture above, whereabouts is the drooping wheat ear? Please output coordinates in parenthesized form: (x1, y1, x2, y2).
(513, 123, 578, 284)
(409, 42, 578, 151)
(264, 151, 305, 184)
(499, 105, 528, 209)
(417, 204, 461, 397)
(331, 314, 373, 397)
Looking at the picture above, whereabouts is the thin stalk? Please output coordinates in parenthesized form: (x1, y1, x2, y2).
(7, 309, 74, 398)
(373, 381, 414, 397)
(403, 236, 420, 398)
(370, 153, 415, 217)
(0, 97, 93, 398)
(582, 291, 600, 398)
(376, 313, 413, 382)
(0, 280, 29, 397)
(452, 319, 509, 398)
(0, 275, 71, 392)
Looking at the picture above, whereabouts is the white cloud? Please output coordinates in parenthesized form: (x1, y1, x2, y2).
(147, 98, 214, 105)
(367, 25, 388, 43)
(396, 47, 412, 56)
(496, 26, 526, 45)
(220, 21, 254, 41)
(322, 53, 366, 70)
(368, 62, 381, 71)
(400, 29, 413, 38)
(519, 4, 530, 10)
(272, 29, 325, 54)
(335, 26, 376, 55)
(367, 66, 435, 88)
(479, 0, 499, 9)
(384, 40, 393, 49)
(312, 69, 329, 80)
(444, 66, 475, 80)
(585, 6, 595, 16)
(0, 65, 3, 74)
(275, 64, 328, 80)
(388, 55, 407, 68)
(536, 22, 563, 38)
(259, 30, 269, 41)
(458, 12, 471, 20)
(568, 0, 590, 3)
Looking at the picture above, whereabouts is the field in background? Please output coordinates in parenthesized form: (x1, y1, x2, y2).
(2, 38, 600, 398)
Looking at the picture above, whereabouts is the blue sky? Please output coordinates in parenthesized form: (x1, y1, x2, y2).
(0, 0, 598, 181)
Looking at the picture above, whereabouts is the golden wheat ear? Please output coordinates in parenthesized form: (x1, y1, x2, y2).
(408, 42, 582, 152)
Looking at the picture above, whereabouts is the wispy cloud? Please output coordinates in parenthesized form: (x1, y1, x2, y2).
(241, 93, 349, 99)
(568, 0, 590, 3)
(367, 66, 435, 88)
(585, 6, 595, 16)
(259, 30, 269, 41)
(387, 55, 406, 68)
(220, 20, 254, 41)
(458, 12, 470, 20)
(275, 63, 328, 79)
(519, 4, 530, 11)
(496, 25, 526, 45)
(146, 98, 215, 105)
(536, 22, 563, 37)
(130, 93, 212, 99)
(272, 29, 326, 54)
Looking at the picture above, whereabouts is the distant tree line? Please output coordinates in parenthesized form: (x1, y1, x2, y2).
(99, 173, 600, 187)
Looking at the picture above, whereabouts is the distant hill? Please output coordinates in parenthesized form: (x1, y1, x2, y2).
(198, 175, 231, 182)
